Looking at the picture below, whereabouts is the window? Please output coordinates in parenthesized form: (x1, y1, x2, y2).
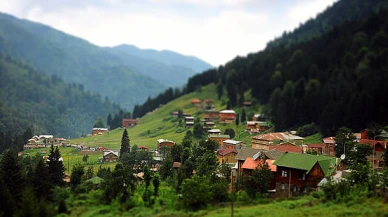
(282, 170, 288, 177)
(293, 185, 297, 192)
(299, 173, 306, 180)
(281, 184, 285, 190)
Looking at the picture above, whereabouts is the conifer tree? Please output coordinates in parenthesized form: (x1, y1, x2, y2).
(241, 108, 246, 123)
(120, 129, 130, 158)
(47, 145, 65, 186)
(32, 158, 53, 201)
(0, 149, 25, 203)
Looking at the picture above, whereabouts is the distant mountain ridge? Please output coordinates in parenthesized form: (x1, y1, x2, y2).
(112, 44, 212, 74)
(0, 12, 212, 109)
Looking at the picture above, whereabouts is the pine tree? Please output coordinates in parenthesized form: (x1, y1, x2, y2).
(0, 149, 25, 203)
(120, 129, 130, 158)
(241, 109, 246, 123)
(47, 145, 65, 186)
(107, 113, 112, 129)
(32, 158, 53, 201)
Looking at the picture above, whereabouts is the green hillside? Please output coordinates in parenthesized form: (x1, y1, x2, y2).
(72, 84, 260, 150)
(0, 55, 120, 137)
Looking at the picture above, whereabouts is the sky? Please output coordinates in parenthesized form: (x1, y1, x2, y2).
(0, 0, 337, 66)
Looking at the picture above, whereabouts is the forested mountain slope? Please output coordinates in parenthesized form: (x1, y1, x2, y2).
(135, 0, 388, 136)
(0, 55, 120, 138)
(0, 13, 212, 109)
(266, 0, 388, 48)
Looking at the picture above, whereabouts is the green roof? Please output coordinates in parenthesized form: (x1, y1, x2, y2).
(86, 176, 104, 184)
(274, 152, 340, 177)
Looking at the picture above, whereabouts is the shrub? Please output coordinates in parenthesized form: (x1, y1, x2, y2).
(296, 122, 318, 137)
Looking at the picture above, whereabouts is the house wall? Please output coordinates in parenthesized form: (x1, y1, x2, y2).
(220, 113, 236, 122)
(218, 153, 237, 164)
(275, 164, 324, 197)
(210, 137, 228, 145)
(103, 153, 118, 162)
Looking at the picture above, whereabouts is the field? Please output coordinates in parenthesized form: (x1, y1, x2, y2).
(71, 84, 262, 151)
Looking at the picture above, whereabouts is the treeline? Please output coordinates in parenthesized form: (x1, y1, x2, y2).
(0, 55, 120, 138)
(266, 0, 388, 49)
(0, 128, 32, 154)
(135, 3, 388, 136)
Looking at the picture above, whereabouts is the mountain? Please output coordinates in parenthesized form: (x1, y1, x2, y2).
(0, 12, 212, 109)
(111, 44, 212, 73)
(133, 0, 388, 136)
(0, 55, 121, 138)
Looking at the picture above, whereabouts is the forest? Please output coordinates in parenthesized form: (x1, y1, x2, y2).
(134, 0, 388, 136)
(0, 55, 121, 138)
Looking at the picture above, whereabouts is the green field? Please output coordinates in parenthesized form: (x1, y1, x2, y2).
(71, 84, 262, 151)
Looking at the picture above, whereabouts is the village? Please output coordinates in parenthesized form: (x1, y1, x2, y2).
(22, 97, 388, 198)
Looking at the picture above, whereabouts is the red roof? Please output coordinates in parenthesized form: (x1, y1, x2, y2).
(217, 149, 238, 157)
(268, 142, 303, 153)
(241, 158, 276, 172)
(191, 99, 201, 103)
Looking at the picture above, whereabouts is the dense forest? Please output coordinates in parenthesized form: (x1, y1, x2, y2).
(133, 0, 388, 136)
(0, 55, 121, 138)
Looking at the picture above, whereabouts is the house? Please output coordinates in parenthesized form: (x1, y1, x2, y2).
(251, 132, 304, 150)
(137, 146, 149, 151)
(268, 142, 303, 153)
(182, 113, 191, 118)
(157, 139, 175, 151)
(185, 121, 194, 128)
(92, 128, 109, 135)
(246, 121, 271, 133)
(204, 121, 215, 128)
(103, 151, 119, 162)
(191, 99, 201, 106)
(208, 129, 222, 136)
(322, 137, 336, 156)
(235, 147, 261, 178)
(209, 134, 230, 145)
(173, 162, 182, 173)
(204, 110, 219, 121)
(122, 119, 139, 128)
(242, 101, 252, 107)
(274, 152, 345, 197)
(252, 114, 266, 122)
(184, 116, 194, 122)
(217, 149, 238, 164)
(241, 157, 277, 190)
(219, 110, 236, 124)
(306, 144, 324, 154)
(171, 111, 179, 118)
(223, 139, 245, 150)
(358, 139, 387, 170)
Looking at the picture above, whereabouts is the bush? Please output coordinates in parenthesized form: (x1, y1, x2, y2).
(296, 122, 318, 137)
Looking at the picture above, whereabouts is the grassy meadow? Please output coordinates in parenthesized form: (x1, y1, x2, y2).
(71, 84, 262, 150)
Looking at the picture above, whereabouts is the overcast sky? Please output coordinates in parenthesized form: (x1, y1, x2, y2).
(0, 0, 337, 66)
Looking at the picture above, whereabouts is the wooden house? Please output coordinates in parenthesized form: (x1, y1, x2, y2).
(246, 121, 271, 133)
(208, 129, 222, 136)
(219, 110, 236, 124)
(235, 148, 261, 178)
(306, 144, 324, 154)
(358, 139, 387, 169)
(252, 114, 266, 122)
(274, 152, 344, 197)
(204, 110, 219, 121)
(185, 121, 194, 128)
(223, 139, 245, 150)
(241, 157, 277, 190)
(191, 99, 201, 106)
(157, 139, 175, 151)
(251, 132, 304, 150)
(322, 137, 336, 156)
(216, 149, 238, 164)
(122, 119, 139, 128)
(137, 146, 149, 151)
(209, 134, 230, 145)
(171, 111, 179, 118)
(92, 128, 109, 135)
(103, 151, 119, 162)
(268, 142, 303, 153)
